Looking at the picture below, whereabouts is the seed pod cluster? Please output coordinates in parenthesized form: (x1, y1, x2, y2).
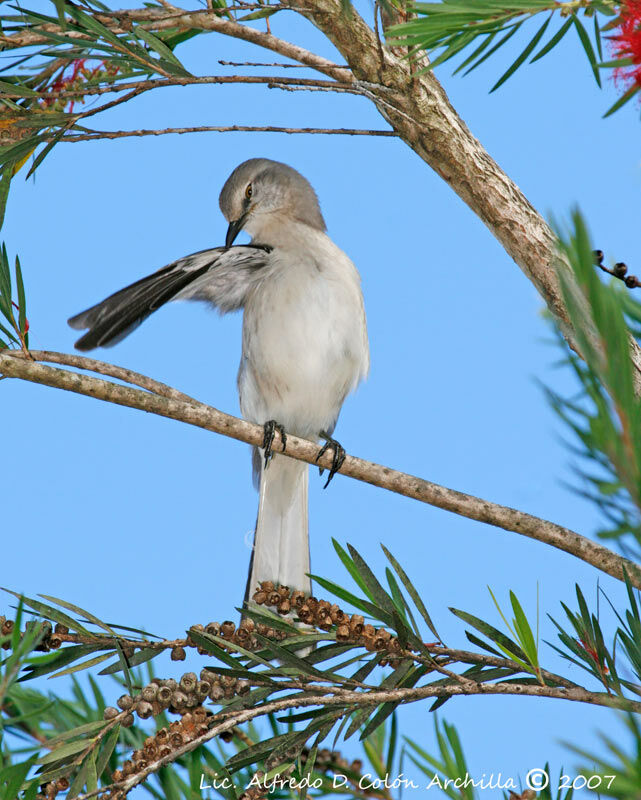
(34, 776, 69, 799)
(102, 670, 252, 725)
(111, 709, 210, 785)
(252, 582, 405, 664)
(0, 618, 65, 652)
(188, 618, 288, 653)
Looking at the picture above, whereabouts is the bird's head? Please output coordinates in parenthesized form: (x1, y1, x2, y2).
(219, 158, 326, 247)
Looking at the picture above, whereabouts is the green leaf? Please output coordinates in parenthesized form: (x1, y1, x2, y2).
(450, 606, 527, 662)
(381, 544, 442, 641)
(603, 83, 640, 117)
(490, 13, 551, 92)
(572, 15, 601, 87)
(530, 15, 573, 62)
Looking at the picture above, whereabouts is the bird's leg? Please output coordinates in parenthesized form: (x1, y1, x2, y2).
(316, 431, 346, 489)
(262, 419, 287, 469)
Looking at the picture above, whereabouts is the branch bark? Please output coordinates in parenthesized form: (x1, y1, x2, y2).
(2, 349, 638, 589)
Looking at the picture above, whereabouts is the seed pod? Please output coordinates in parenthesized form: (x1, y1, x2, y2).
(48, 635, 62, 649)
(121, 713, 135, 728)
(157, 686, 173, 706)
(103, 706, 119, 720)
(209, 684, 225, 702)
(122, 760, 134, 777)
(180, 672, 198, 693)
(278, 585, 290, 597)
(57, 778, 70, 791)
(117, 694, 134, 711)
(170, 732, 183, 748)
(171, 645, 186, 661)
(260, 581, 275, 593)
(205, 622, 221, 636)
(112, 769, 123, 782)
(336, 625, 350, 641)
(236, 679, 250, 695)
(165, 678, 178, 691)
(290, 591, 305, 608)
(221, 621, 236, 637)
(157, 728, 169, 742)
(137, 701, 154, 719)
(240, 618, 255, 632)
(253, 591, 268, 605)
(196, 680, 211, 698)
(171, 691, 188, 708)
(277, 599, 291, 615)
(159, 745, 172, 757)
(141, 684, 158, 702)
(350, 615, 364, 635)
(54, 623, 69, 635)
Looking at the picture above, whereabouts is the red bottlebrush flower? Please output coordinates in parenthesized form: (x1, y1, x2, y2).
(611, 0, 641, 90)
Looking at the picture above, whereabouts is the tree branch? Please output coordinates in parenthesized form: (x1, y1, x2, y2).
(84, 680, 641, 798)
(59, 125, 396, 142)
(1, 349, 638, 589)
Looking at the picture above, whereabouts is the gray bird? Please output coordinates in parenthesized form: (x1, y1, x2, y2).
(68, 158, 370, 602)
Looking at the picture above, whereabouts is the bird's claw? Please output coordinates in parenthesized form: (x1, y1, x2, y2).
(262, 420, 287, 469)
(316, 435, 346, 489)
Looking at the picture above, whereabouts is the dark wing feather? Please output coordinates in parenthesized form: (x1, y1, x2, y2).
(68, 245, 270, 352)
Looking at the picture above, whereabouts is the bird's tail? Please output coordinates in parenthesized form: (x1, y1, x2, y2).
(245, 455, 310, 603)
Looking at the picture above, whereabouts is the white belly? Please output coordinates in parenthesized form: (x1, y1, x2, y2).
(238, 247, 368, 439)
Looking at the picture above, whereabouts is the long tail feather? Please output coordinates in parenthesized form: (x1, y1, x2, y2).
(245, 455, 310, 601)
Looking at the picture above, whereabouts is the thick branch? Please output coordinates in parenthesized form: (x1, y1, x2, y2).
(1, 350, 638, 589)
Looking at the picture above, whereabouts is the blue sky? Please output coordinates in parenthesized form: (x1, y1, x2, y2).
(2, 0, 641, 793)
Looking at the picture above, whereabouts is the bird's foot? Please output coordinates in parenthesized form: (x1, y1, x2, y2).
(316, 432, 346, 489)
(262, 420, 287, 469)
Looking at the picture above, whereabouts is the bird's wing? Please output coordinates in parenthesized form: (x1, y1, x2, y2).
(68, 245, 271, 352)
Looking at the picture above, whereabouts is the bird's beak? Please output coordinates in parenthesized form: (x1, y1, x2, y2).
(225, 213, 248, 248)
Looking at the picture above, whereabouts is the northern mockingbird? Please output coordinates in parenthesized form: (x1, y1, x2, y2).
(68, 158, 370, 601)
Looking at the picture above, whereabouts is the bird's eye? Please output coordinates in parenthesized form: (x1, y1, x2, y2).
(245, 183, 253, 200)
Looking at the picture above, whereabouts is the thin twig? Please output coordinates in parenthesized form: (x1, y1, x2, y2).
(1, 351, 638, 589)
(57, 125, 397, 141)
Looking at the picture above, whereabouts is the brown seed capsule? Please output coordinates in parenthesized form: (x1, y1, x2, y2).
(252, 591, 268, 605)
(57, 778, 70, 791)
(1, 619, 14, 635)
(350, 614, 364, 635)
(103, 706, 119, 720)
(171, 691, 188, 709)
(196, 680, 211, 698)
(267, 591, 281, 606)
(48, 635, 62, 649)
(159, 745, 172, 758)
(141, 683, 158, 702)
(290, 591, 305, 608)
(180, 672, 197, 693)
(614, 262, 628, 277)
(170, 732, 183, 748)
(205, 622, 221, 636)
(336, 625, 350, 641)
(122, 760, 134, 777)
(240, 618, 255, 632)
(54, 623, 69, 635)
(157, 686, 173, 706)
(236, 679, 250, 695)
(298, 606, 311, 623)
(171, 645, 186, 661)
(219, 730, 233, 742)
(157, 728, 169, 742)
(209, 684, 225, 702)
(278, 585, 290, 597)
(112, 768, 124, 782)
(260, 580, 275, 593)
(351, 759, 363, 772)
(221, 621, 236, 637)
(121, 712, 135, 728)
(117, 694, 134, 711)
(362, 624, 375, 638)
(136, 701, 154, 719)
(277, 599, 291, 615)
(194, 706, 207, 721)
